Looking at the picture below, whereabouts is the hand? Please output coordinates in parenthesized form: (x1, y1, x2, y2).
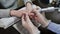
(31, 6, 49, 28)
(10, 9, 26, 17)
(26, 3, 32, 13)
(10, 6, 34, 18)
(22, 13, 39, 34)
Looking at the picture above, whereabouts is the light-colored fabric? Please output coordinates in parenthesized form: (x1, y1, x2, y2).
(0, 0, 18, 9)
(0, 9, 11, 18)
(0, 17, 20, 29)
(47, 21, 60, 34)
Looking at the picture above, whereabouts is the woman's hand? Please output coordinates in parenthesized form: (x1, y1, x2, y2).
(31, 6, 49, 28)
(10, 9, 27, 17)
(22, 13, 39, 34)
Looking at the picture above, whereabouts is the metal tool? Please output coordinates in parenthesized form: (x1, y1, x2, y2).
(38, 7, 60, 12)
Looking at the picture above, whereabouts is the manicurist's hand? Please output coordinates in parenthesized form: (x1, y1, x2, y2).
(31, 6, 49, 28)
(22, 13, 39, 34)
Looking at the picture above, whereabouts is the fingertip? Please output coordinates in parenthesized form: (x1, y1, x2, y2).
(22, 15, 24, 21)
(29, 13, 34, 16)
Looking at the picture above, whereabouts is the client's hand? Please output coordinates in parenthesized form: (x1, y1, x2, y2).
(10, 9, 26, 17)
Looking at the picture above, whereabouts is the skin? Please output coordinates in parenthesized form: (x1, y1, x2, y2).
(31, 7, 49, 28)
(10, 9, 26, 17)
(22, 13, 39, 34)
(10, 9, 34, 17)
(26, 2, 32, 13)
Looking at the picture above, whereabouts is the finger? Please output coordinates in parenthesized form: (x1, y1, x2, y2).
(22, 15, 26, 25)
(36, 6, 41, 10)
(29, 13, 34, 16)
(25, 13, 32, 23)
(32, 6, 41, 13)
(26, 3, 32, 13)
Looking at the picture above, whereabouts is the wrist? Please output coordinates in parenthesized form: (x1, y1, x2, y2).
(41, 20, 51, 28)
(30, 27, 40, 34)
(36, 13, 49, 28)
(10, 10, 17, 16)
